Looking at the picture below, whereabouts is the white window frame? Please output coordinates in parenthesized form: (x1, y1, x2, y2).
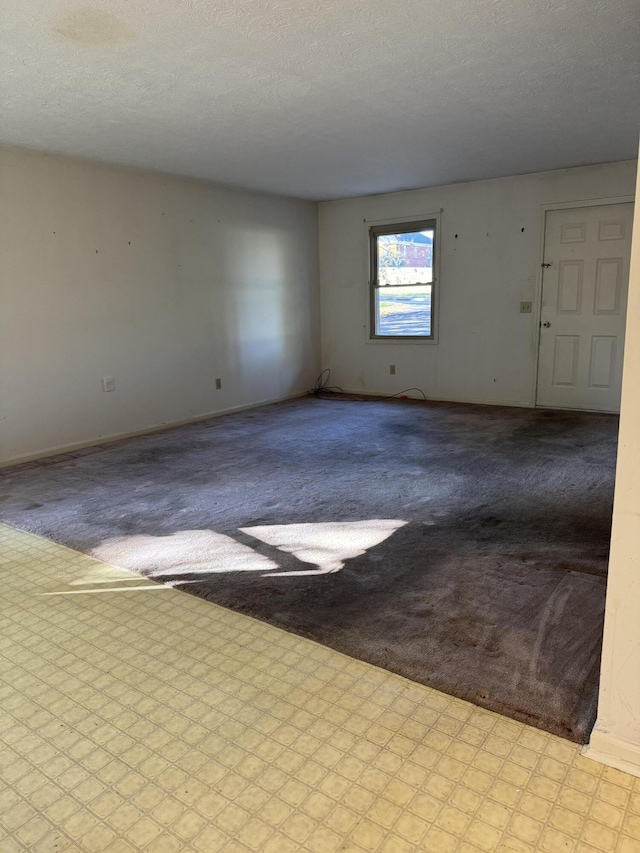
(365, 212, 441, 345)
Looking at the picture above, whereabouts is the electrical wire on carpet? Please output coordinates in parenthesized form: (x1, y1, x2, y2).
(309, 369, 344, 397)
(308, 369, 426, 402)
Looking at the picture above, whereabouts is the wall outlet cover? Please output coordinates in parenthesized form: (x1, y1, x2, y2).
(102, 376, 115, 392)
(520, 301, 533, 314)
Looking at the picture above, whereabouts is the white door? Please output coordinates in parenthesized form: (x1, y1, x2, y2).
(536, 203, 634, 412)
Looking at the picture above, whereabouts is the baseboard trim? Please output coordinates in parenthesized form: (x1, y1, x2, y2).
(0, 391, 308, 468)
(582, 724, 640, 779)
(340, 388, 533, 409)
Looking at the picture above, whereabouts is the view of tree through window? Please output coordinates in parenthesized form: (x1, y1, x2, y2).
(371, 223, 435, 338)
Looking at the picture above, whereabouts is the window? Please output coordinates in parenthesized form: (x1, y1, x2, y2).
(369, 218, 437, 340)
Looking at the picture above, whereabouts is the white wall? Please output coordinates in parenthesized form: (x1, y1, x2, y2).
(586, 146, 640, 777)
(319, 161, 637, 405)
(0, 146, 320, 464)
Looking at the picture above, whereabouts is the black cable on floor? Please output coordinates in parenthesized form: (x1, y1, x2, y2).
(376, 387, 427, 401)
(308, 370, 426, 401)
(308, 368, 344, 397)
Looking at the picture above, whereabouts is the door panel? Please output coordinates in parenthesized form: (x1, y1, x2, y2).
(557, 261, 583, 313)
(536, 203, 634, 412)
(593, 258, 622, 314)
(588, 337, 616, 388)
(552, 336, 579, 387)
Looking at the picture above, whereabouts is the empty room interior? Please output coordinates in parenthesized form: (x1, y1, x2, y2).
(1, 1, 640, 851)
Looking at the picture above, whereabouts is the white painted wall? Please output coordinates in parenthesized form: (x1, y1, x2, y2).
(319, 161, 637, 406)
(586, 147, 640, 777)
(0, 146, 320, 464)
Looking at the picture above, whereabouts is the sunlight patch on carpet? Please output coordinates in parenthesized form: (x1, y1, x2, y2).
(91, 530, 279, 576)
(90, 520, 408, 579)
(241, 519, 408, 576)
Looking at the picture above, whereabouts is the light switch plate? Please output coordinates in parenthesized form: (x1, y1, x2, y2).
(520, 301, 533, 314)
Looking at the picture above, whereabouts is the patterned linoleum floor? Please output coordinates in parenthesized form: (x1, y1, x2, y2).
(0, 523, 639, 853)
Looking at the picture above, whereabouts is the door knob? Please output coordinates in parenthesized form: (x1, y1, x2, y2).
(542, 321, 551, 327)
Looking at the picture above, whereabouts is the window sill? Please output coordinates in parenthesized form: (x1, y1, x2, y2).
(366, 337, 439, 345)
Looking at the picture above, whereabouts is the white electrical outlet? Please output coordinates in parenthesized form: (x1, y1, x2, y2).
(102, 377, 115, 392)
(215, 378, 222, 390)
(390, 365, 396, 375)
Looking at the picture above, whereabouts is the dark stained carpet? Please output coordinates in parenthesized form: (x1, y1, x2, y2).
(0, 397, 617, 742)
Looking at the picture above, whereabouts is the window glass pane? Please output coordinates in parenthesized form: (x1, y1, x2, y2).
(376, 284, 432, 336)
(377, 229, 433, 286)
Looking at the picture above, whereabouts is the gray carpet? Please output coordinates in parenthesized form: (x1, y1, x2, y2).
(0, 397, 617, 742)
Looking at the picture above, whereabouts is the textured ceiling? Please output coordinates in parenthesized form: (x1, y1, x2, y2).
(1, 0, 639, 200)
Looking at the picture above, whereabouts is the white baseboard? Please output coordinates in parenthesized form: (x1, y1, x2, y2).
(0, 391, 307, 468)
(582, 724, 640, 779)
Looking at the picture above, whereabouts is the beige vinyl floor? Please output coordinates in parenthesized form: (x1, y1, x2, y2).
(1, 523, 639, 853)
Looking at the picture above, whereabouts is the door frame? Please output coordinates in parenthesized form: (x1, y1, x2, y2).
(532, 195, 635, 409)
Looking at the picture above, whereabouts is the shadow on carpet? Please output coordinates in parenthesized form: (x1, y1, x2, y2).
(0, 397, 617, 743)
